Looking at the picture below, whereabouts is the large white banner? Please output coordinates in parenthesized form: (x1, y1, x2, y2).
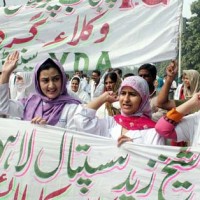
(0, 118, 199, 199)
(0, 0, 182, 71)
(0, 0, 28, 7)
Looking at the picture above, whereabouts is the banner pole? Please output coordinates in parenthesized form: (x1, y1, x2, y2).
(178, 15, 182, 79)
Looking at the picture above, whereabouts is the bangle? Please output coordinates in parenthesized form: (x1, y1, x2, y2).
(166, 108, 183, 123)
(163, 115, 177, 126)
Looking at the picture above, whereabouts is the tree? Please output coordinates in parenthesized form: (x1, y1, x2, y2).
(181, 0, 200, 71)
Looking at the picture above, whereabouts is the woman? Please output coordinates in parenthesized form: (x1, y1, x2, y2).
(154, 77, 164, 94)
(0, 51, 81, 127)
(74, 76, 165, 146)
(173, 70, 200, 101)
(155, 92, 200, 146)
(157, 64, 200, 109)
(69, 76, 91, 103)
(182, 69, 200, 100)
(157, 64, 200, 146)
(174, 75, 184, 100)
(96, 71, 121, 118)
(0, 72, 6, 118)
(13, 71, 35, 102)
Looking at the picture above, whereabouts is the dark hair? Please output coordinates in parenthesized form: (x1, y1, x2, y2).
(113, 68, 122, 77)
(104, 72, 118, 84)
(92, 70, 101, 76)
(71, 76, 80, 84)
(82, 73, 87, 78)
(65, 73, 70, 80)
(123, 73, 134, 80)
(138, 63, 157, 81)
(37, 58, 62, 80)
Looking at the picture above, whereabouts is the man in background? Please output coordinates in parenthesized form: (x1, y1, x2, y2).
(89, 70, 104, 100)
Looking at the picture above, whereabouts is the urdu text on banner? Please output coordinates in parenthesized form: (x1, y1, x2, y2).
(0, 118, 199, 199)
(0, 0, 183, 71)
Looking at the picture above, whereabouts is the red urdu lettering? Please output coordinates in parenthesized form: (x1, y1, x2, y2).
(4, 18, 48, 48)
(142, 0, 168, 5)
(0, 30, 5, 45)
(43, 32, 67, 47)
(30, 12, 43, 21)
(0, 178, 13, 197)
(68, 11, 107, 46)
(119, 0, 134, 9)
(94, 23, 109, 43)
(0, 173, 6, 183)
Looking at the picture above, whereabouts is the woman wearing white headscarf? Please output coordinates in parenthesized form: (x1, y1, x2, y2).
(182, 69, 200, 99)
(69, 76, 91, 104)
(14, 72, 35, 102)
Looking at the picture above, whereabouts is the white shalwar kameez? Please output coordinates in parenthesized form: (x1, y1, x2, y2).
(74, 105, 165, 145)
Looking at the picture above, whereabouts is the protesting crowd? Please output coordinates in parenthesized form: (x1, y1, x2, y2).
(0, 51, 200, 147)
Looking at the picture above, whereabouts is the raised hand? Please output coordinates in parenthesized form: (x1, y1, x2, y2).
(0, 51, 19, 84)
(166, 60, 178, 79)
(2, 51, 19, 74)
(104, 91, 118, 103)
(86, 91, 118, 110)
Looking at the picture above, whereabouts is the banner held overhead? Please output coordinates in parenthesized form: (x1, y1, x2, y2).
(0, 0, 183, 71)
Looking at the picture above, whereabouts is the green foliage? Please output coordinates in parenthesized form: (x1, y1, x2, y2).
(155, 60, 170, 78)
(156, 1, 200, 77)
(181, 0, 200, 71)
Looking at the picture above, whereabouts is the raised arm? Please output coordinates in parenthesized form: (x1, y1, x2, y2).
(155, 92, 200, 140)
(156, 61, 177, 110)
(0, 51, 24, 118)
(0, 51, 19, 84)
(86, 91, 118, 110)
(176, 92, 200, 115)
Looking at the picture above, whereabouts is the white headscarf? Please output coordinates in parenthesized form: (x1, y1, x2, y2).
(183, 70, 200, 99)
(69, 76, 91, 103)
(69, 76, 82, 95)
(15, 72, 35, 100)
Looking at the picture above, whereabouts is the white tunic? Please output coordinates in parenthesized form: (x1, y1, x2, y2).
(96, 101, 120, 119)
(74, 105, 165, 145)
(175, 111, 200, 146)
(0, 83, 80, 129)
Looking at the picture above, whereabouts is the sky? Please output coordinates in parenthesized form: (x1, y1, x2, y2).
(0, 0, 196, 18)
(183, 0, 197, 18)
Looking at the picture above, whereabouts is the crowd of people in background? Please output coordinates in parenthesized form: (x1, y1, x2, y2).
(1, 51, 200, 147)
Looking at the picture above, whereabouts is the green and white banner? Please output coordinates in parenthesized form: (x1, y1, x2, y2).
(0, 118, 199, 199)
(0, 0, 182, 71)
